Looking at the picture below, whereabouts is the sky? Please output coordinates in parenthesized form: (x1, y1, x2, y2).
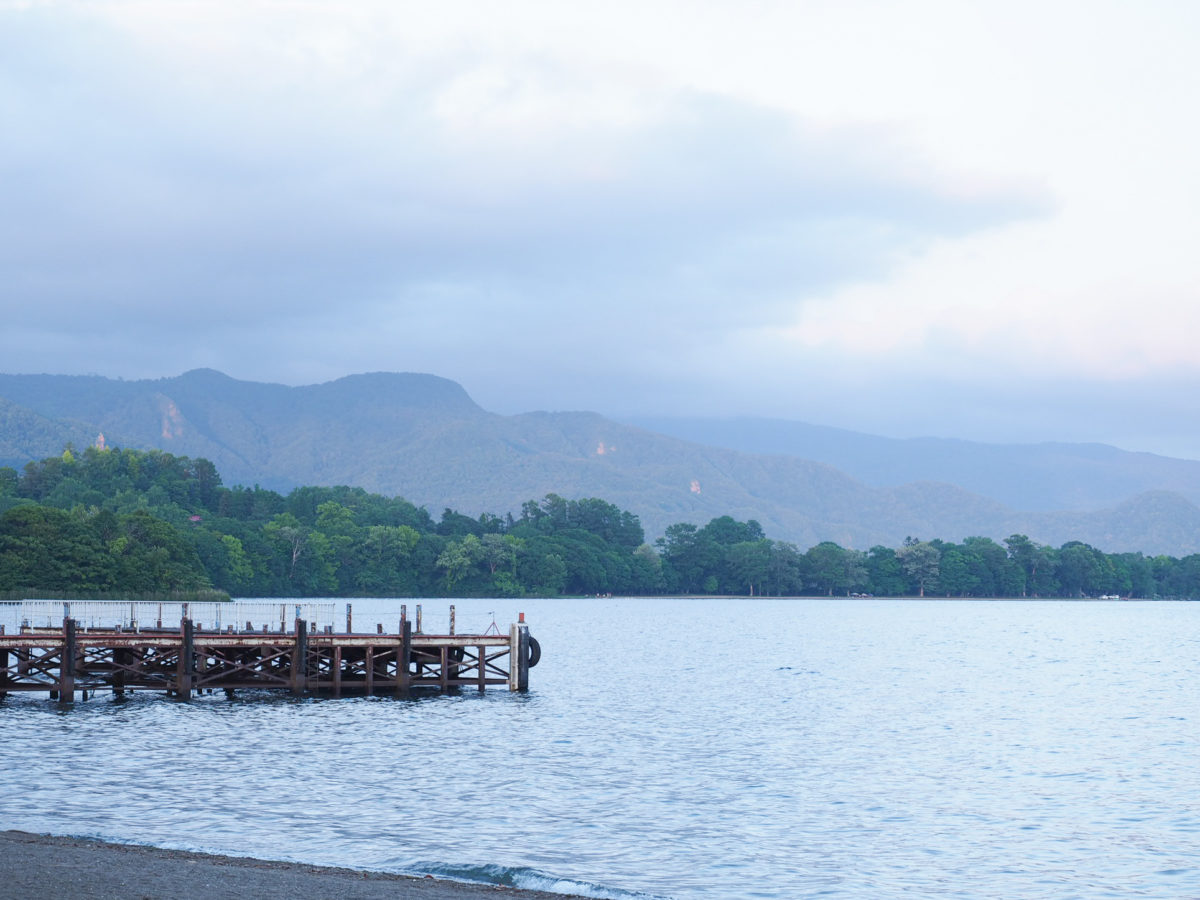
(3, 1, 1200, 457)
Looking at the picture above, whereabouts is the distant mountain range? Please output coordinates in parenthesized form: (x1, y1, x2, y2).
(622, 416, 1200, 512)
(2, 369, 1200, 555)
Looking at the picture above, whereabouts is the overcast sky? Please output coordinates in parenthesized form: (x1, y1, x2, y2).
(4, 1, 1200, 457)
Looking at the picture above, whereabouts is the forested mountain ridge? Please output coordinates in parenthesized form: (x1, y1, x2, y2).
(2, 370, 1200, 555)
(3, 446, 1200, 600)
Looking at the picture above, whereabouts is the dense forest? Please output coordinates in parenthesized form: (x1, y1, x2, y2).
(1, 446, 1198, 600)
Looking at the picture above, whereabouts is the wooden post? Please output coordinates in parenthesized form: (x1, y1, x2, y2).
(332, 645, 342, 698)
(345, 603, 353, 634)
(509, 623, 519, 692)
(177, 618, 194, 700)
(0, 644, 7, 698)
(113, 647, 127, 696)
(196, 639, 208, 690)
(416, 604, 422, 634)
(477, 644, 486, 692)
(365, 646, 374, 694)
(398, 619, 411, 696)
(439, 645, 449, 691)
(517, 623, 530, 692)
(59, 617, 76, 703)
(449, 605, 455, 635)
(291, 618, 307, 695)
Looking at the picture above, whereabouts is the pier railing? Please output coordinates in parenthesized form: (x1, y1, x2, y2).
(1, 600, 338, 633)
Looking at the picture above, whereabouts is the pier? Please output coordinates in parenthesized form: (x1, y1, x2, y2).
(0, 602, 538, 701)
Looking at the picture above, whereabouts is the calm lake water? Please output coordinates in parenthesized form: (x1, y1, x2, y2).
(2, 598, 1198, 899)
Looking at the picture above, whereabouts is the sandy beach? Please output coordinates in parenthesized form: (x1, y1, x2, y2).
(0, 831, 589, 900)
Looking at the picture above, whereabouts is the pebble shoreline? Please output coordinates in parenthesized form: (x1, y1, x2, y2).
(0, 830, 590, 900)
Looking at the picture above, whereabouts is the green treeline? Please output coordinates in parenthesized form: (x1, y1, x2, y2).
(1, 446, 1199, 599)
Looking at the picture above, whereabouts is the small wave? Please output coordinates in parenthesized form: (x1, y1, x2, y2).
(413, 861, 670, 899)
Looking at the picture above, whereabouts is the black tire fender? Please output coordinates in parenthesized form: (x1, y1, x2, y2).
(526, 635, 541, 668)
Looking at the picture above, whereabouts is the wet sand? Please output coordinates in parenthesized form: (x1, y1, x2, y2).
(0, 831, 588, 900)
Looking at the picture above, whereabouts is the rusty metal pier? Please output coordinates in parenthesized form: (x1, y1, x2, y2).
(0, 606, 537, 702)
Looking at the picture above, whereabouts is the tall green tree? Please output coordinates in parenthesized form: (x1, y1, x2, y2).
(727, 540, 772, 595)
(897, 538, 940, 597)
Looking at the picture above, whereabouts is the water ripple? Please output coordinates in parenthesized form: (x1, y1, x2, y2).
(3, 598, 1199, 899)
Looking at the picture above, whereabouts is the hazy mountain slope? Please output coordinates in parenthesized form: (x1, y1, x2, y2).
(0, 396, 100, 469)
(1032, 491, 1200, 556)
(0, 369, 486, 492)
(3, 370, 1200, 554)
(623, 415, 1200, 512)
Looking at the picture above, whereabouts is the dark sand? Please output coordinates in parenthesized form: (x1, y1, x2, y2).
(0, 831, 589, 900)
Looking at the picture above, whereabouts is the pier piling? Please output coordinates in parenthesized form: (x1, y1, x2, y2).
(177, 618, 194, 699)
(291, 619, 307, 695)
(399, 619, 412, 696)
(59, 618, 76, 703)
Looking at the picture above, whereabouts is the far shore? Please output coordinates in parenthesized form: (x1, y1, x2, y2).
(0, 831, 590, 900)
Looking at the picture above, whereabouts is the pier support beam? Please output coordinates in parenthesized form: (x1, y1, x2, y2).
(509, 620, 530, 692)
(113, 647, 127, 696)
(398, 619, 411, 696)
(517, 622, 529, 692)
(291, 619, 307, 695)
(177, 618, 194, 699)
(59, 618, 76, 703)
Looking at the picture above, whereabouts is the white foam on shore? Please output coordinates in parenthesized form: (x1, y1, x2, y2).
(412, 861, 671, 899)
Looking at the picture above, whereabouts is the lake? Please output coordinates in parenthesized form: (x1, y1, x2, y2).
(1, 597, 1197, 899)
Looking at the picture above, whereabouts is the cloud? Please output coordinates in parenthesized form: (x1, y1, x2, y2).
(4, 1, 1197, 459)
(0, 3, 1039, 371)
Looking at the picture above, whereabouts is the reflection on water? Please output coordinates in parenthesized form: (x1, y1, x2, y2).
(2, 598, 1198, 899)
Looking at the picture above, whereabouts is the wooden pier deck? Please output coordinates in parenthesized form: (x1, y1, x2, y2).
(0, 613, 538, 701)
